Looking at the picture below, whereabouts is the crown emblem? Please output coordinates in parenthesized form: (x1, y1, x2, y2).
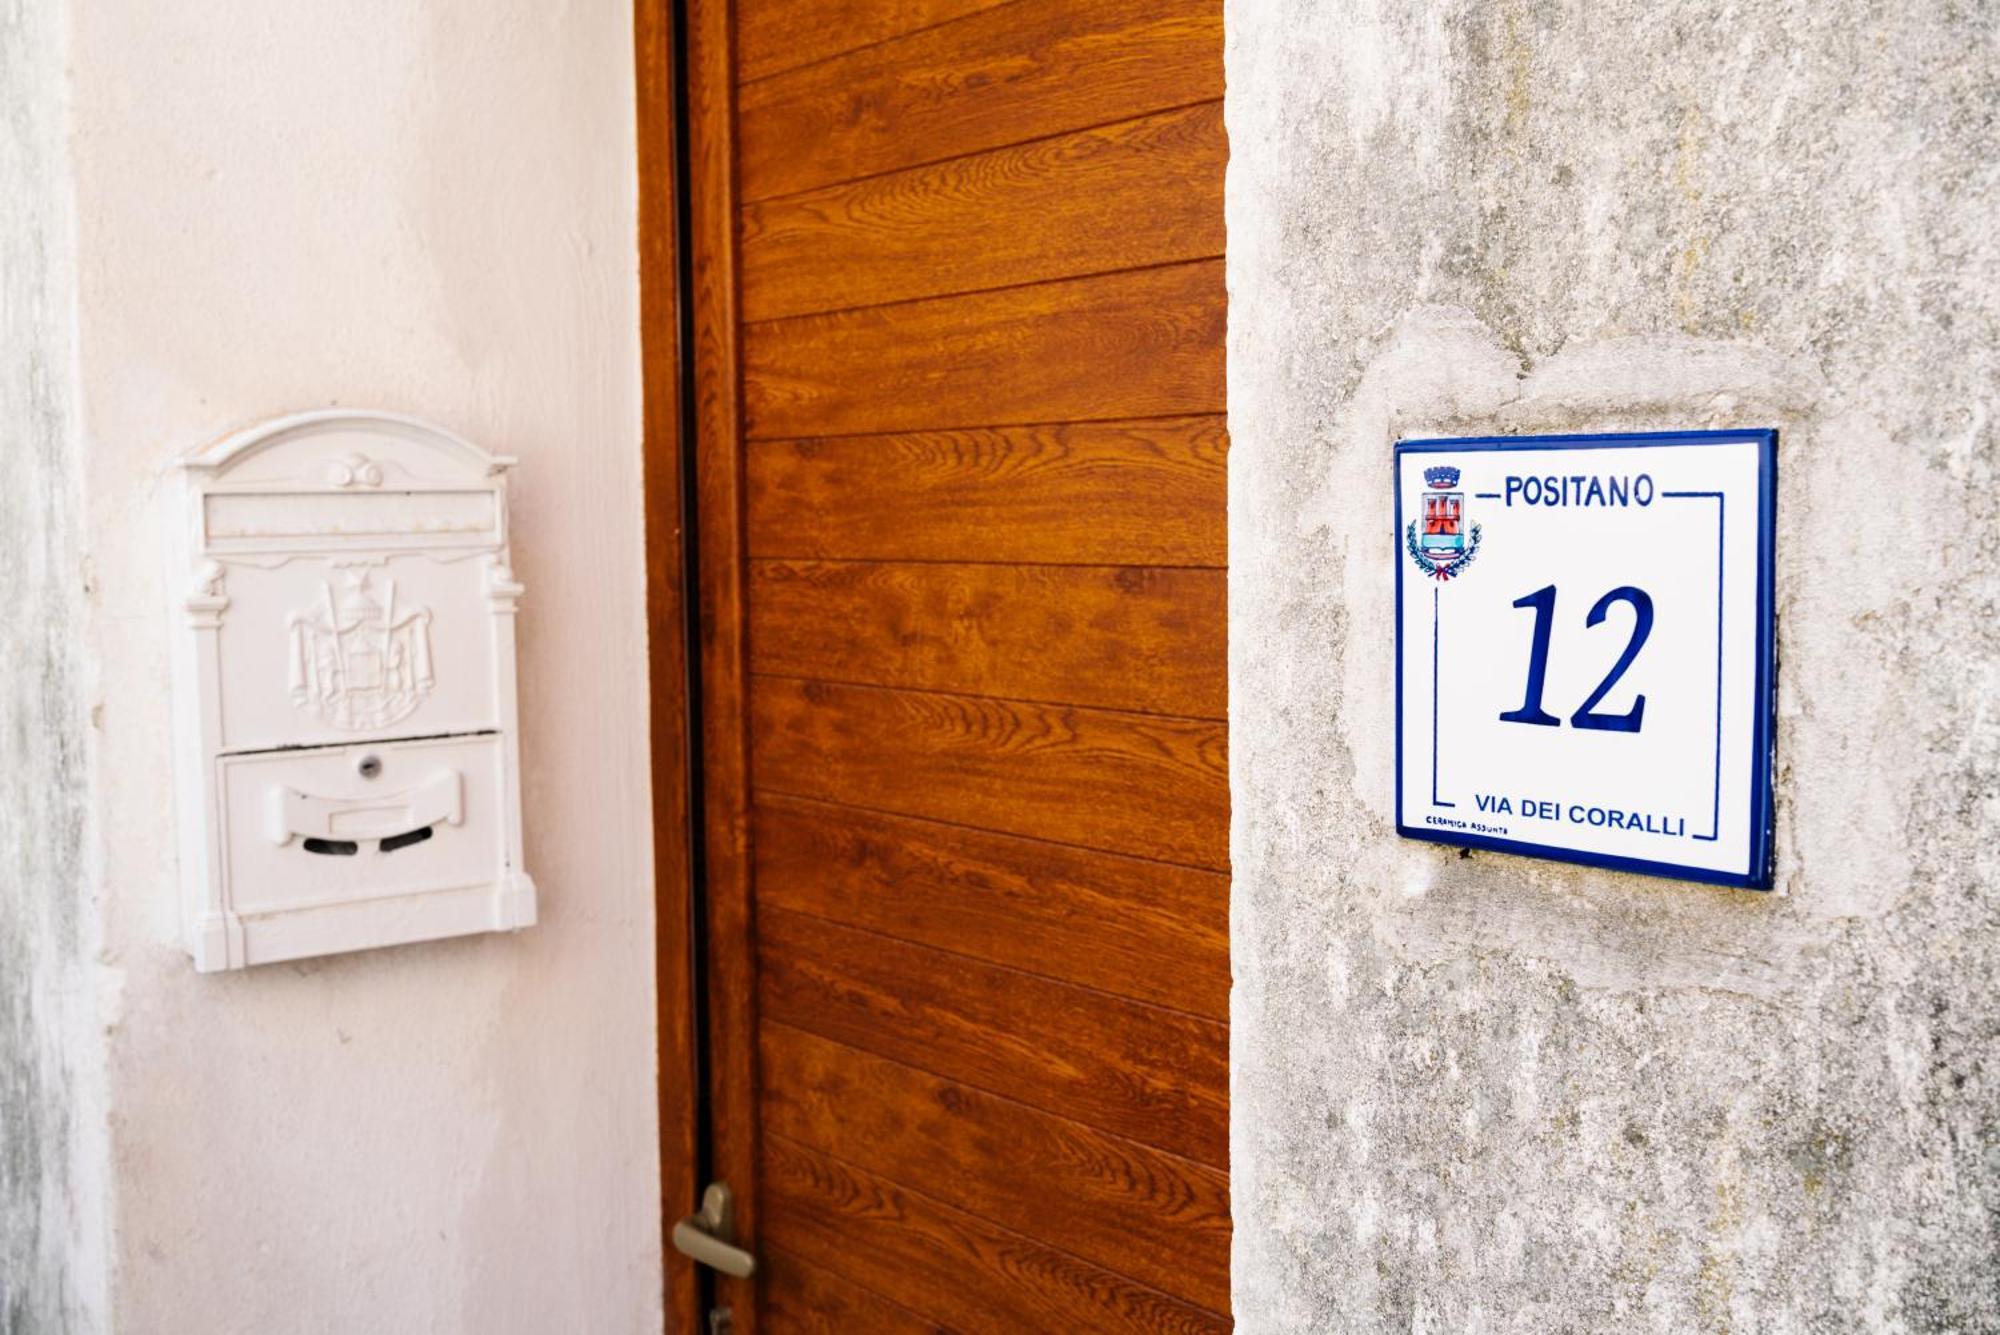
(1424, 465, 1461, 489)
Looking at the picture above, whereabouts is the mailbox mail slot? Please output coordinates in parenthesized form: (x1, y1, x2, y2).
(171, 411, 536, 971)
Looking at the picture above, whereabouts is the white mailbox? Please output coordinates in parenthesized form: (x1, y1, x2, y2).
(170, 410, 536, 971)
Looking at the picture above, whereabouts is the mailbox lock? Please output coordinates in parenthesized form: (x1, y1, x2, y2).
(356, 753, 383, 780)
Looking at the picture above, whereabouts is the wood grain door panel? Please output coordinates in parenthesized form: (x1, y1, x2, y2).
(761, 1024, 1233, 1309)
(762, 1137, 1230, 1335)
(752, 678, 1229, 869)
(746, 415, 1228, 567)
(669, 0, 1229, 1327)
(736, 0, 1014, 86)
(748, 560, 1227, 717)
(759, 907, 1228, 1165)
(740, 100, 1226, 322)
(742, 259, 1226, 440)
(737, 0, 1222, 201)
(754, 795, 1228, 1016)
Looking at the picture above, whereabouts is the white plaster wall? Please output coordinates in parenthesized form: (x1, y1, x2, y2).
(1227, 1, 1998, 1330)
(65, 2, 660, 1330)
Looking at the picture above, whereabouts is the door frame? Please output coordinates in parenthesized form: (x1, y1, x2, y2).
(636, 1, 759, 1331)
(634, 0, 701, 1327)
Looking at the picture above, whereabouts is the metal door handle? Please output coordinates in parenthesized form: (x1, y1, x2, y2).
(672, 1182, 756, 1278)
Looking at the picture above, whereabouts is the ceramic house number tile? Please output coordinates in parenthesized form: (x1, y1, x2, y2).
(1394, 430, 1777, 889)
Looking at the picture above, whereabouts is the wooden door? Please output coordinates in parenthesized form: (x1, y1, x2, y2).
(668, 1, 1229, 1329)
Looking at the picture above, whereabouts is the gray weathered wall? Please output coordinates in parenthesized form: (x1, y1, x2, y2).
(0, 1, 108, 1330)
(1226, 2, 1998, 1330)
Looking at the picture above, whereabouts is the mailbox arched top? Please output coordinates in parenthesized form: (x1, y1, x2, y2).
(182, 409, 516, 484)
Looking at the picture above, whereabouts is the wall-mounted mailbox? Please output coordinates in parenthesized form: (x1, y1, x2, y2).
(171, 410, 536, 971)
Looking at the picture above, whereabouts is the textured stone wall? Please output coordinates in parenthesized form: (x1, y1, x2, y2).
(0, 1, 108, 1330)
(1225, 2, 1998, 1330)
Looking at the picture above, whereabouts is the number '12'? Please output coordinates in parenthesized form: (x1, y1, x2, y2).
(1500, 584, 1655, 733)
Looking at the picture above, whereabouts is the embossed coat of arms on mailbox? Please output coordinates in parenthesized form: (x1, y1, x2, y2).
(170, 411, 536, 971)
(287, 568, 437, 731)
